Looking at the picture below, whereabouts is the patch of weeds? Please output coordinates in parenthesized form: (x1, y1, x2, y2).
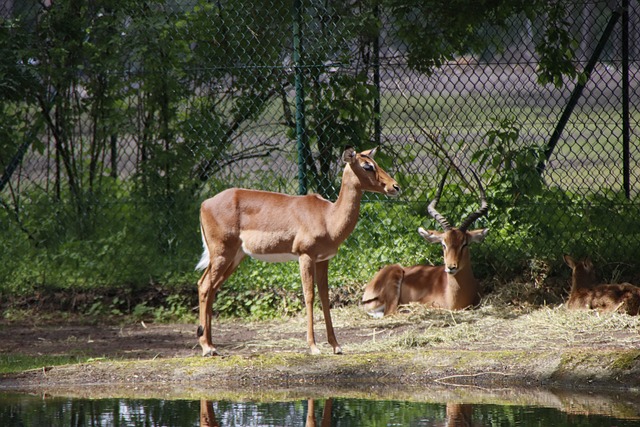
(392, 330, 441, 349)
(557, 350, 608, 374)
(0, 354, 87, 374)
(133, 294, 196, 323)
(3, 308, 58, 323)
(86, 296, 125, 317)
(610, 350, 640, 371)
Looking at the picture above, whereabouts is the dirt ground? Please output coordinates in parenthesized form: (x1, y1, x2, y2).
(1, 304, 640, 400)
(0, 313, 378, 361)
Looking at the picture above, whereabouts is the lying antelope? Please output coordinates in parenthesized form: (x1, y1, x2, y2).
(362, 169, 488, 317)
(563, 254, 640, 315)
(195, 147, 400, 356)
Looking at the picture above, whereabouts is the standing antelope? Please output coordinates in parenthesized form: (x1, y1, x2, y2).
(195, 147, 400, 356)
(563, 254, 640, 315)
(362, 169, 488, 316)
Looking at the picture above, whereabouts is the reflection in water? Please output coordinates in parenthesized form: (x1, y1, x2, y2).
(200, 399, 219, 427)
(445, 403, 474, 427)
(199, 398, 336, 427)
(304, 400, 475, 427)
(1, 392, 639, 426)
(306, 398, 332, 427)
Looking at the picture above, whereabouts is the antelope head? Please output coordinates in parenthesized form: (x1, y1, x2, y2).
(563, 254, 598, 290)
(418, 168, 489, 275)
(342, 146, 401, 197)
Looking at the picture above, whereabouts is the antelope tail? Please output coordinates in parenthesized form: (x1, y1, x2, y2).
(195, 223, 210, 271)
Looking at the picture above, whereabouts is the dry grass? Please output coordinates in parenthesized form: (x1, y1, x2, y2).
(326, 301, 640, 355)
(194, 275, 640, 359)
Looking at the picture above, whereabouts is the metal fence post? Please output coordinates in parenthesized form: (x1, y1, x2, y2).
(373, 3, 381, 148)
(537, 8, 621, 175)
(622, 0, 630, 199)
(293, 0, 308, 195)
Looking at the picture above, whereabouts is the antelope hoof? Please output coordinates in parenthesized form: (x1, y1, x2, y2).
(201, 347, 219, 357)
(333, 346, 343, 355)
(367, 311, 384, 319)
(309, 345, 321, 355)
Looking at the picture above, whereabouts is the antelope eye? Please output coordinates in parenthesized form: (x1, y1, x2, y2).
(362, 162, 375, 171)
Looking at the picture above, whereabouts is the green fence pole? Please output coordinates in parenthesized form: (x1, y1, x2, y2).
(537, 8, 621, 175)
(622, 0, 630, 199)
(373, 3, 381, 148)
(293, 0, 308, 195)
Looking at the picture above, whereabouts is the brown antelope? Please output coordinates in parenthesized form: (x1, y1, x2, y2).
(563, 254, 640, 315)
(362, 169, 488, 316)
(195, 147, 400, 356)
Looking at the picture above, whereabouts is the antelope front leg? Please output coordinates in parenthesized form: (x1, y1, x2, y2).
(316, 260, 342, 354)
(299, 254, 320, 354)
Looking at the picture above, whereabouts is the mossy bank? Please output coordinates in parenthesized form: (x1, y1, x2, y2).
(1, 305, 639, 397)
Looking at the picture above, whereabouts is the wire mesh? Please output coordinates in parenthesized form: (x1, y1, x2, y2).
(1, 0, 639, 299)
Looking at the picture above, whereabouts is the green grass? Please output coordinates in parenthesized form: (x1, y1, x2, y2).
(0, 354, 91, 375)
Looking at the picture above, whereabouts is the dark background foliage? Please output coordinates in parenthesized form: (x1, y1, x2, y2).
(1, 0, 639, 318)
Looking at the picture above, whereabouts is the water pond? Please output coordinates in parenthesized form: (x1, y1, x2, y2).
(1, 387, 639, 426)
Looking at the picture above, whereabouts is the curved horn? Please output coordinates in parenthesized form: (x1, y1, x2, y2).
(427, 168, 452, 231)
(458, 170, 489, 232)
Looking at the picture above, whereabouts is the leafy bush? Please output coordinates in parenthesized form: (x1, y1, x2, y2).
(4, 111, 640, 322)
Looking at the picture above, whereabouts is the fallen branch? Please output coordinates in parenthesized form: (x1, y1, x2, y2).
(434, 371, 514, 388)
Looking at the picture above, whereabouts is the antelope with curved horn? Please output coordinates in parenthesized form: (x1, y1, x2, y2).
(196, 147, 400, 356)
(563, 255, 640, 315)
(362, 168, 488, 316)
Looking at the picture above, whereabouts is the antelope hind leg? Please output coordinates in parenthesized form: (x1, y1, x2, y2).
(316, 260, 342, 354)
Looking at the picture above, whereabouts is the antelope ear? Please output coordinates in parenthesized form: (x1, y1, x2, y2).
(362, 146, 378, 158)
(563, 254, 576, 268)
(418, 227, 443, 243)
(342, 146, 356, 163)
(468, 228, 488, 243)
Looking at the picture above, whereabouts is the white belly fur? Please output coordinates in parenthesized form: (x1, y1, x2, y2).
(247, 252, 299, 263)
(242, 249, 336, 263)
(239, 231, 337, 263)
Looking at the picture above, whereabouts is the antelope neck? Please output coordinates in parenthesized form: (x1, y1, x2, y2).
(327, 164, 363, 241)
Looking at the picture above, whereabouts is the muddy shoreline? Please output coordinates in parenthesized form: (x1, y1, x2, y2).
(1, 306, 640, 398)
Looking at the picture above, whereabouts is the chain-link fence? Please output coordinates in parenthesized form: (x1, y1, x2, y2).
(1, 1, 639, 308)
